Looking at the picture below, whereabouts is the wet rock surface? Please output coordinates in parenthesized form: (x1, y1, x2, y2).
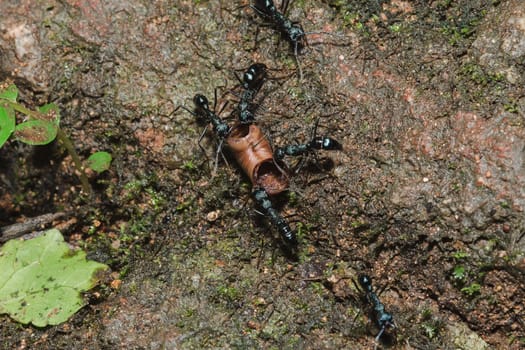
(1, 0, 524, 349)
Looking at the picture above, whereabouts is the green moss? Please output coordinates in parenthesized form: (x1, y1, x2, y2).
(146, 188, 166, 211)
(287, 191, 299, 206)
(451, 251, 469, 260)
(504, 102, 519, 113)
(389, 23, 402, 33)
(309, 281, 325, 295)
(293, 0, 306, 9)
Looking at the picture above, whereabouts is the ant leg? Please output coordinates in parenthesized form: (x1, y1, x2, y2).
(213, 85, 231, 116)
(310, 117, 320, 139)
(252, 23, 262, 52)
(179, 104, 211, 163)
(281, 0, 291, 15)
(294, 41, 303, 80)
(213, 87, 219, 113)
(374, 326, 386, 343)
(233, 70, 244, 86)
(197, 125, 210, 154)
(196, 125, 216, 174)
(213, 138, 229, 176)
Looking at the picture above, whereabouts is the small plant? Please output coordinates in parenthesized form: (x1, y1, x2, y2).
(420, 307, 433, 320)
(451, 251, 469, 260)
(451, 251, 469, 284)
(452, 265, 466, 281)
(422, 322, 438, 339)
(503, 102, 519, 113)
(295, 221, 312, 240)
(449, 250, 484, 297)
(461, 283, 481, 296)
(0, 82, 112, 195)
(287, 191, 298, 206)
(182, 160, 197, 171)
(389, 24, 402, 33)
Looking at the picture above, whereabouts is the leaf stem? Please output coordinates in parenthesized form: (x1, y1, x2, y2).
(56, 128, 92, 195)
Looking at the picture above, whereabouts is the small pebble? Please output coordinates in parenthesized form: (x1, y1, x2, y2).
(206, 210, 220, 222)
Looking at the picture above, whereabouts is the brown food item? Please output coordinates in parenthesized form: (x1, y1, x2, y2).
(226, 123, 288, 195)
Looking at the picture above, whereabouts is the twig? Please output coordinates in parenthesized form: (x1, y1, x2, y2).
(0, 212, 66, 243)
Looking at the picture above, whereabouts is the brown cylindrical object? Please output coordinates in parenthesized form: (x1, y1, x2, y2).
(226, 124, 288, 195)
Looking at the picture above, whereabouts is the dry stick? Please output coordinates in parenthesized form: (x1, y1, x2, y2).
(6, 101, 92, 195)
(0, 212, 66, 243)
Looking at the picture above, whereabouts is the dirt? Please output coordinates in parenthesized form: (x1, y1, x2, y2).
(1, 0, 524, 349)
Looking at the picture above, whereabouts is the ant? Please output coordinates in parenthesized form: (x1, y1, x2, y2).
(233, 63, 268, 124)
(180, 92, 231, 172)
(225, 120, 293, 248)
(274, 118, 342, 162)
(253, 187, 297, 246)
(356, 274, 396, 346)
(251, 0, 307, 78)
(190, 93, 231, 139)
(250, 0, 345, 80)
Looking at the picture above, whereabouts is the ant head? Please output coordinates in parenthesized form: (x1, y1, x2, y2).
(379, 312, 394, 327)
(254, 0, 276, 13)
(243, 63, 267, 89)
(358, 274, 372, 288)
(289, 25, 307, 51)
(322, 137, 342, 150)
(193, 94, 210, 111)
(311, 136, 342, 151)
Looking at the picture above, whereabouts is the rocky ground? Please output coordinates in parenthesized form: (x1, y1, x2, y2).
(1, 0, 524, 349)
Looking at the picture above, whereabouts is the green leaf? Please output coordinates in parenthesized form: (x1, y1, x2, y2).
(37, 103, 61, 126)
(452, 265, 466, 280)
(0, 84, 19, 102)
(0, 229, 108, 327)
(14, 119, 57, 145)
(86, 151, 112, 173)
(0, 105, 15, 148)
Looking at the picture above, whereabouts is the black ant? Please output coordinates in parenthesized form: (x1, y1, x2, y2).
(253, 187, 297, 247)
(274, 118, 342, 161)
(189, 94, 231, 139)
(251, 0, 307, 78)
(251, 0, 345, 80)
(252, 0, 307, 54)
(233, 63, 268, 124)
(180, 92, 231, 171)
(357, 274, 395, 346)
